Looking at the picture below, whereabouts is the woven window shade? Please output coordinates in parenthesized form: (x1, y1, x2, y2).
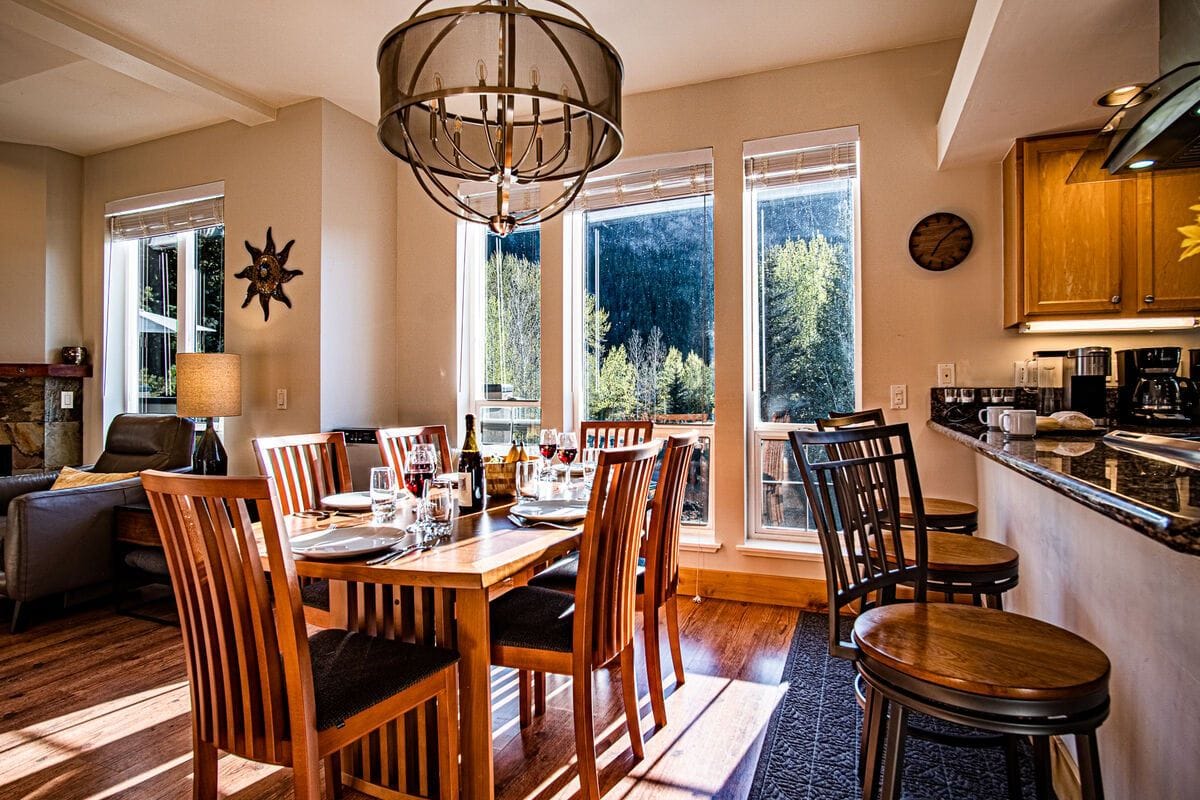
(744, 141, 857, 190)
(461, 184, 543, 219)
(108, 196, 224, 240)
(577, 161, 713, 212)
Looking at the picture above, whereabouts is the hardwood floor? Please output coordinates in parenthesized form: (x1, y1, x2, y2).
(0, 596, 797, 800)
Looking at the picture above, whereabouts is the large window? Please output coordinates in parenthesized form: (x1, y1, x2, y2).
(745, 129, 859, 541)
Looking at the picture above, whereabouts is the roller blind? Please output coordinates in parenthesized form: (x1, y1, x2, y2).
(744, 140, 858, 190)
(577, 160, 713, 212)
(460, 184, 543, 218)
(108, 196, 225, 240)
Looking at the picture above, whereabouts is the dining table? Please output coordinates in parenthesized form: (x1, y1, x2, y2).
(255, 498, 583, 800)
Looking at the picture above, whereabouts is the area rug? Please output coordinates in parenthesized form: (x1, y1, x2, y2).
(747, 612, 1038, 800)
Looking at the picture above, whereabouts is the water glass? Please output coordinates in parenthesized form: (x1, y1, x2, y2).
(422, 478, 459, 542)
(515, 460, 540, 499)
(369, 466, 398, 524)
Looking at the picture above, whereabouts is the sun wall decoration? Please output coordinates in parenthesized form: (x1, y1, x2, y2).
(236, 227, 303, 321)
(1181, 198, 1200, 262)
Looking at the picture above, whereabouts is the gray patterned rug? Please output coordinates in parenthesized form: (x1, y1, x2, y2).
(748, 612, 1038, 800)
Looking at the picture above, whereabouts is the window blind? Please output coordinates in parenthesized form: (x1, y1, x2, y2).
(108, 196, 225, 240)
(744, 140, 858, 190)
(460, 184, 543, 218)
(577, 160, 713, 212)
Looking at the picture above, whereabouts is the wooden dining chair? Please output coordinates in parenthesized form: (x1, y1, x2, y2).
(489, 440, 661, 800)
(529, 432, 698, 728)
(377, 425, 453, 478)
(790, 425, 1109, 800)
(252, 432, 353, 627)
(580, 419, 654, 449)
(141, 470, 460, 800)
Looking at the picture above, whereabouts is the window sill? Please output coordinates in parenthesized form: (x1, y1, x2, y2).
(736, 540, 824, 562)
(679, 536, 722, 554)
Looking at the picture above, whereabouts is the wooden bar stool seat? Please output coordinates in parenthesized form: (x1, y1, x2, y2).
(869, 528, 1019, 608)
(897, 495, 979, 534)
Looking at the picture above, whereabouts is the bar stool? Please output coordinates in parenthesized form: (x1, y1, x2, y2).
(828, 409, 979, 533)
(791, 424, 1110, 800)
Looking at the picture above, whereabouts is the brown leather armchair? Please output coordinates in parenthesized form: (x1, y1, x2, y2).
(0, 414, 194, 632)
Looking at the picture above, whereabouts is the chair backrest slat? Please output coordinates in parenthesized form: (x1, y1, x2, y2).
(643, 432, 698, 607)
(377, 425, 453, 479)
(789, 424, 928, 660)
(252, 433, 352, 517)
(580, 420, 654, 450)
(574, 441, 661, 666)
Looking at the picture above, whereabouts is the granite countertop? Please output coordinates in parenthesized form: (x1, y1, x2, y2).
(929, 420, 1200, 556)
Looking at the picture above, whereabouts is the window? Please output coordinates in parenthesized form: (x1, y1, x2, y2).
(569, 150, 715, 528)
(107, 186, 225, 416)
(745, 128, 859, 541)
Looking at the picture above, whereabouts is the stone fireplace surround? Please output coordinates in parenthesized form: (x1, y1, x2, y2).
(0, 364, 89, 474)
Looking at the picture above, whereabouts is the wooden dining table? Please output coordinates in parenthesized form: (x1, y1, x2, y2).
(256, 500, 581, 800)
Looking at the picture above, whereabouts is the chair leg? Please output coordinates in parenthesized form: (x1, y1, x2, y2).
(860, 692, 887, 800)
(324, 752, 343, 800)
(857, 684, 878, 782)
(619, 644, 645, 759)
(664, 594, 686, 686)
(985, 592, 1005, 610)
(571, 667, 601, 800)
(518, 669, 532, 728)
(878, 704, 909, 800)
(437, 669, 461, 800)
(643, 602, 668, 728)
(533, 671, 546, 717)
(10, 600, 28, 634)
(1075, 731, 1105, 800)
(1003, 734, 1023, 800)
(1033, 736, 1053, 800)
(192, 736, 218, 800)
(292, 745, 323, 800)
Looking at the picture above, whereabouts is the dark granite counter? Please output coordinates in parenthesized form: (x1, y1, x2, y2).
(929, 420, 1200, 556)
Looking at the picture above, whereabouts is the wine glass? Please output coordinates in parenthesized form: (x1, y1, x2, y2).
(538, 428, 558, 477)
(369, 466, 398, 525)
(405, 443, 436, 497)
(557, 432, 578, 481)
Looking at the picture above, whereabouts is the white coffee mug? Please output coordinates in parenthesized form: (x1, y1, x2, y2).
(978, 405, 1013, 431)
(999, 408, 1037, 439)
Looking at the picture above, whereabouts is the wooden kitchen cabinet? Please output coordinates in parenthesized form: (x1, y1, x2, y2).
(1135, 168, 1200, 312)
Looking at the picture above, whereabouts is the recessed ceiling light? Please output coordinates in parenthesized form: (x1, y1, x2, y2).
(1096, 83, 1149, 108)
(1129, 159, 1156, 169)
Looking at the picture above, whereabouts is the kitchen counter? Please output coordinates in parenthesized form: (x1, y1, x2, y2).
(929, 420, 1200, 555)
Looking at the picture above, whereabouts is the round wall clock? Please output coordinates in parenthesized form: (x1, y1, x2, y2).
(908, 212, 973, 271)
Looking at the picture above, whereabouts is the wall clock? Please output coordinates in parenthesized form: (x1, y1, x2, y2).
(908, 212, 973, 271)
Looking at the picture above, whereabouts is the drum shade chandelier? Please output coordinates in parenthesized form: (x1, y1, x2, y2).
(377, 0, 624, 236)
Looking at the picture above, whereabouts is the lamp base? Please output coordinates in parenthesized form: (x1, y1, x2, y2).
(193, 418, 228, 475)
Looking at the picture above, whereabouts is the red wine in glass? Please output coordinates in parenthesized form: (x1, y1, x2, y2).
(539, 443, 558, 461)
(558, 448, 577, 465)
(405, 468, 434, 497)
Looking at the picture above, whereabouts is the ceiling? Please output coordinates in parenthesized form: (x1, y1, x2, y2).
(0, 0, 974, 156)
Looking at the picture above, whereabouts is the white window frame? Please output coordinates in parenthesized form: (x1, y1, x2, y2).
(743, 126, 863, 544)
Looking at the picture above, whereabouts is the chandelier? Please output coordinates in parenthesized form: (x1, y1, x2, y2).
(378, 0, 624, 236)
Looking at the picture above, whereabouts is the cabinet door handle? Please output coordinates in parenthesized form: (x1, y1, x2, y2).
(1111, 295, 1121, 304)
(1145, 295, 1155, 304)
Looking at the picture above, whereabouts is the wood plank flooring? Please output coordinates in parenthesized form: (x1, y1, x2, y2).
(0, 596, 797, 800)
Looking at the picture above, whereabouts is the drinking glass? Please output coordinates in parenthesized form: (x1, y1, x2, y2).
(369, 466, 398, 525)
(579, 447, 599, 486)
(405, 443, 436, 497)
(515, 460, 541, 499)
(422, 477, 459, 542)
(538, 428, 558, 477)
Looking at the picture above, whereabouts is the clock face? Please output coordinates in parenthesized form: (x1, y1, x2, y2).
(908, 212, 973, 271)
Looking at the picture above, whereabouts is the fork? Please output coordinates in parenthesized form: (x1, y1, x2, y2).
(507, 514, 579, 531)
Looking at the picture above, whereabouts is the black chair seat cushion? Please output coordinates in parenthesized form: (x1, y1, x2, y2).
(308, 629, 458, 731)
(301, 578, 331, 611)
(489, 585, 576, 653)
(527, 553, 645, 594)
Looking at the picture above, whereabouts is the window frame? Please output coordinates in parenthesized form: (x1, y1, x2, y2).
(743, 126, 863, 544)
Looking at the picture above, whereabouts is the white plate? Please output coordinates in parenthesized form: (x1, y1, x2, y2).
(511, 500, 588, 522)
(290, 525, 409, 559)
(320, 491, 372, 511)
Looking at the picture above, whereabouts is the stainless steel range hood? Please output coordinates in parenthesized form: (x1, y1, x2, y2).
(1068, 0, 1200, 182)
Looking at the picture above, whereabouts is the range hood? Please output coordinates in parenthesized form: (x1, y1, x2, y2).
(1068, 0, 1200, 182)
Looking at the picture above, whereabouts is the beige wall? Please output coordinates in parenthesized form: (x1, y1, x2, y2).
(393, 38, 1200, 580)
(0, 142, 82, 363)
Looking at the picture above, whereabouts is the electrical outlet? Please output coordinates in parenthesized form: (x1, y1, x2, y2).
(60, 390, 74, 409)
(937, 363, 956, 387)
(889, 384, 908, 410)
(276, 389, 288, 410)
(1013, 361, 1028, 387)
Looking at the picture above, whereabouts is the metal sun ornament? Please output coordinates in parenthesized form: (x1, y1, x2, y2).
(235, 227, 303, 321)
(376, 0, 624, 236)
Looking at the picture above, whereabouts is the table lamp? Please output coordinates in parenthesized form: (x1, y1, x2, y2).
(176, 353, 242, 475)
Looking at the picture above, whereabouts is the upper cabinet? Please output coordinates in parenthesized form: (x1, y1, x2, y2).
(1003, 132, 1200, 327)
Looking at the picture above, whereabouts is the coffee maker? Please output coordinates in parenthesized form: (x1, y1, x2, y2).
(1063, 346, 1111, 424)
(1117, 347, 1198, 424)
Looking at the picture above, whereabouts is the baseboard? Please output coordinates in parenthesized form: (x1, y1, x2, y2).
(1050, 735, 1082, 800)
(678, 566, 828, 610)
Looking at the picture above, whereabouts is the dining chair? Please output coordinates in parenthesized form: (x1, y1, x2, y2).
(141, 470, 460, 800)
(489, 440, 661, 800)
(580, 419, 654, 449)
(528, 432, 698, 727)
(377, 425, 454, 478)
(790, 425, 1110, 800)
(252, 432, 353, 627)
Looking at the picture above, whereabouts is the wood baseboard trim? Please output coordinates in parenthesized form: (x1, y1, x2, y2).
(678, 566, 827, 610)
(1050, 735, 1082, 800)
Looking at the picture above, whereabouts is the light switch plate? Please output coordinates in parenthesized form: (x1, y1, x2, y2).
(60, 390, 74, 409)
(276, 389, 288, 410)
(936, 363, 956, 387)
(889, 384, 908, 410)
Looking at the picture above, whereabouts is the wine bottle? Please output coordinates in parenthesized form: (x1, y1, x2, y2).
(458, 413, 485, 512)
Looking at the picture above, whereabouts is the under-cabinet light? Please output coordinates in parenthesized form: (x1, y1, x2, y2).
(1020, 317, 1198, 333)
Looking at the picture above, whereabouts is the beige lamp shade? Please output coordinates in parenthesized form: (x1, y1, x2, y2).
(176, 353, 242, 418)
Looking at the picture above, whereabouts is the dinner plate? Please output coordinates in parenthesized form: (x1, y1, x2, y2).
(320, 491, 372, 511)
(511, 500, 588, 522)
(290, 525, 408, 559)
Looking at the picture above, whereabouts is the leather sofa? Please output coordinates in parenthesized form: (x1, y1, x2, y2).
(0, 414, 194, 632)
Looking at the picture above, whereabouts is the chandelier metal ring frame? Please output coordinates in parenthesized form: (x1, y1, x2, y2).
(377, 0, 624, 235)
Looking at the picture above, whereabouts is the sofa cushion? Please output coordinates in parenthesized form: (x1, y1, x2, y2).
(52, 465, 138, 490)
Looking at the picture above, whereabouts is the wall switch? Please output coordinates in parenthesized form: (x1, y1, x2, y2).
(889, 384, 908, 410)
(276, 389, 288, 410)
(60, 390, 74, 409)
(937, 363, 956, 387)
(1013, 361, 1028, 387)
